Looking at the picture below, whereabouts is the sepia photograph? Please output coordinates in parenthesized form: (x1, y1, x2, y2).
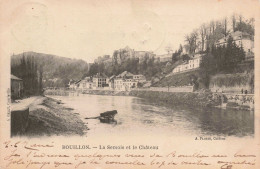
(1, 0, 259, 168)
(9, 0, 255, 138)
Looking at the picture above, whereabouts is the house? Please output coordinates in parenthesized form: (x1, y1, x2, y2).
(92, 73, 108, 89)
(114, 78, 138, 91)
(114, 78, 124, 91)
(117, 71, 134, 79)
(188, 54, 201, 70)
(123, 79, 138, 91)
(75, 80, 82, 88)
(172, 54, 202, 74)
(11, 74, 23, 99)
(78, 77, 94, 89)
(216, 31, 254, 59)
(113, 71, 140, 91)
(68, 80, 77, 89)
(133, 74, 146, 83)
(108, 75, 116, 90)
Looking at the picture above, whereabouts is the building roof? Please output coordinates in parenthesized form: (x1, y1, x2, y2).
(117, 71, 134, 78)
(109, 75, 116, 80)
(230, 31, 250, 37)
(11, 74, 22, 81)
(216, 31, 252, 44)
(93, 73, 108, 78)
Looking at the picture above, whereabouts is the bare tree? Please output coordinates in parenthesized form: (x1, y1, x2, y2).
(185, 34, 193, 54)
(222, 17, 228, 36)
(191, 30, 198, 54)
(185, 30, 198, 54)
(199, 24, 207, 52)
(210, 21, 216, 35)
(238, 14, 243, 24)
(231, 14, 236, 32)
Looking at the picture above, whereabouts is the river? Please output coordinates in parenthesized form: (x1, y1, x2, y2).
(48, 94, 254, 138)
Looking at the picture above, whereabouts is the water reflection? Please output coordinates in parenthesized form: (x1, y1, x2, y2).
(49, 94, 254, 137)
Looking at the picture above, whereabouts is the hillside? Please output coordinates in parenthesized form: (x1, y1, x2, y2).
(153, 69, 200, 86)
(11, 52, 90, 87)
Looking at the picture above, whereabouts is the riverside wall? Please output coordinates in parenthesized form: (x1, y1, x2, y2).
(11, 107, 29, 136)
(44, 89, 254, 111)
(129, 90, 214, 108)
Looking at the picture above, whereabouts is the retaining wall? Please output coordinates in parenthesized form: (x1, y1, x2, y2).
(11, 107, 29, 136)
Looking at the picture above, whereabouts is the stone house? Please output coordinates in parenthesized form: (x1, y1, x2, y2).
(11, 74, 23, 99)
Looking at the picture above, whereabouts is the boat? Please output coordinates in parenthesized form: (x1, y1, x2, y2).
(99, 110, 117, 123)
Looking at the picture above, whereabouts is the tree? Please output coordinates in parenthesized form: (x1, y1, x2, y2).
(11, 54, 43, 96)
(199, 53, 215, 88)
(199, 24, 207, 52)
(172, 51, 179, 62)
(185, 34, 193, 54)
(222, 17, 228, 36)
(185, 30, 199, 54)
(223, 36, 245, 72)
(231, 14, 236, 32)
(178, 44, 183, 54)
(182, 54, 190, 62)
(235, 21, 255, 36)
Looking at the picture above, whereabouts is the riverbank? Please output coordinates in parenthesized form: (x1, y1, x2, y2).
(129, 90, 254, 111)
(13, 96, 88, 137)
(44, 89, 130, 96)
(129, 90, 216, 109)
(82, 89, 130, 96)
(44, 89, 254, 111)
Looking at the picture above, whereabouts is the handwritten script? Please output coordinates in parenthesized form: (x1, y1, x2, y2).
(2, 140, 256, 169)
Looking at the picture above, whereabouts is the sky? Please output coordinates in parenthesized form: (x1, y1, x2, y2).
(1, 0, 258, 62)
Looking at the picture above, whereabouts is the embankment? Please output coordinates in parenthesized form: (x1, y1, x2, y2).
(24, 96, 87, 137)
(129, 90, 254, 111)
(45, 89, 254, 111)
(129, 90, 216, 108)
(82, 90, 129, 96)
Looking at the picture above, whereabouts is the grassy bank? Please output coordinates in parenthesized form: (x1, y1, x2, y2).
(153, 70, 200, 87)
(25, 96, 87, 137)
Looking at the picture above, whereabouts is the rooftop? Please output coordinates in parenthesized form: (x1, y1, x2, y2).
(11, 74, 22, 81)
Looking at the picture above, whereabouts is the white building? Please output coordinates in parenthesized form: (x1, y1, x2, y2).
(114, 78, 124, 91)
(114, 71, 141, 91)
(216, 31, 254, 58)
(123, 79, 138, 91)
(92, 73, 109, 89)
(172, 54, 201, 74)
(188, 54, 201, 70)
(78, 77, 94, 90)
(133, 74, 146, 83)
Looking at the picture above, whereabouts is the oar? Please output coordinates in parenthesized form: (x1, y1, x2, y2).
(85, 116, 100, 119)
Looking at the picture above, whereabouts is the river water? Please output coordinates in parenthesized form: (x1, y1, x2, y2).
(49, 94, 254, 138)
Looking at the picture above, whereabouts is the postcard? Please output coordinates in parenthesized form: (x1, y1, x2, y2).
(0, 0, 259, 168)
